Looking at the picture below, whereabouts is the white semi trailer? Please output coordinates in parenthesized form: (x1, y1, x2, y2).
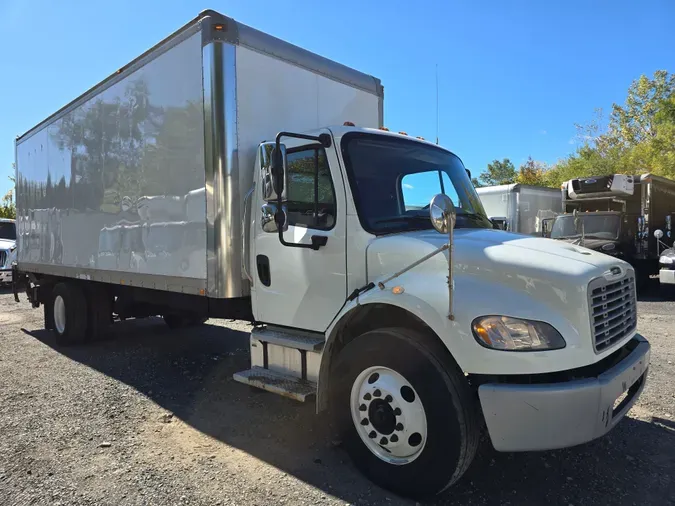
(13, 10, 650, 498)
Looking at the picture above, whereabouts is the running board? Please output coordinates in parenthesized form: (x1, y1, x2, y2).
(233, 366, 317, 402)
(252, 326, 325, 352)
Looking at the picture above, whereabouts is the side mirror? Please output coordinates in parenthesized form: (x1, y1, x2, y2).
(489, 217, 507, 230)
(429, 193, 457, 234)
(541, 217, 555, 238)
(261, 203, 287, 233)
(260, 142, 287, 202)
(271, 144, 287, 199)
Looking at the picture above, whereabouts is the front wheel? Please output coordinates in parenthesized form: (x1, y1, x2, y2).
(331, 328, 480, 499)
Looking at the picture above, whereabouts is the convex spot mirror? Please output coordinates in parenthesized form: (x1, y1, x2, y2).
(429, 193, 457, 234)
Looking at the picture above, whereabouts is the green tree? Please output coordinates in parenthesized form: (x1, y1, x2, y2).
(516, 156, 549, 186)
(1, 172, 16, 219)
(547, 70, 675, 188)
(475, 158, 517, 187)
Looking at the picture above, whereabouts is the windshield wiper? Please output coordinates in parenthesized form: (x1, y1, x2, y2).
(375, 215, 430, 224)
(457, 212, 486, 221)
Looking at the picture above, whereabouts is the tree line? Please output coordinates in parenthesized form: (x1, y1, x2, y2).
(473, 70, 675, 188)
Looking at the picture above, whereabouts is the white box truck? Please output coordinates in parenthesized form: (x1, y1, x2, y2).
(476, 183, 561, 235)
(13, 10, 650, 498)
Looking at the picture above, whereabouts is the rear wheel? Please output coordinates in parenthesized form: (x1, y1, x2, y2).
(51, 283, 88, 345)
(331, 327, 480, 499)
(44, 300, 55, 331)
(86, 284, 112, 341)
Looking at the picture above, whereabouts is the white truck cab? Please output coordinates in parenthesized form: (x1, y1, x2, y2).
(235, 124, 650, 495)
(0, 218, 17, 285)
(12, 10, 650, 499)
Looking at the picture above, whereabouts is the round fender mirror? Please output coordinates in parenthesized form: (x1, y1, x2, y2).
(429, 194, 456, 234)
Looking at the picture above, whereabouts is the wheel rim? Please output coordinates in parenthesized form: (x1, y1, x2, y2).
(350, 366, 427, 465)
(53, 295, 66, 334)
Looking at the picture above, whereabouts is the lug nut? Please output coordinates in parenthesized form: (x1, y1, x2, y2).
(368, 431, 376, 439)
(363, 393, 372, 401)
(396, 423, 404, 431)
(359, 404, 367, 411)
(384, 395, 393, 403)
(390, 434, 399, 443)
(379, 437, 388, 445)
(360, 418, 369, 426)
(373, 389, 381, 397)
(393, 408, 401, 416)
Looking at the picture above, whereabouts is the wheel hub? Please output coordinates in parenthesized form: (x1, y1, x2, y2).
(53, 295, 66, 335)
(369, 399, 396, 435)
(350, 366, 427, 465)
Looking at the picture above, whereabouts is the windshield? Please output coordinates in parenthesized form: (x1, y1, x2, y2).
(341, 133, 491, 234)
(0, 222, 16, 241)
(551, 214, 620, 240)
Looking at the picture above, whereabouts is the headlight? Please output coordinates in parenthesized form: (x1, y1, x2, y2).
(472, 316, 566, 351)
(660, 255, 674, 264)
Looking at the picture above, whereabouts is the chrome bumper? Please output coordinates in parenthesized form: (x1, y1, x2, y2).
(478, 335, 650, 452)
(659, 269, 675, 285)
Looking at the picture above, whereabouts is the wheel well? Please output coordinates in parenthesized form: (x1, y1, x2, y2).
(318, 303, 462, 412)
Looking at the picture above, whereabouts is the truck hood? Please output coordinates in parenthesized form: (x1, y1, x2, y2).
(367, 228, 628, 284)
(0, 239, 15, 250)
(553, 237, 619, 252)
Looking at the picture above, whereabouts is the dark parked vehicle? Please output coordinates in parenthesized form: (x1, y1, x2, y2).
(548, 174, 675, 286)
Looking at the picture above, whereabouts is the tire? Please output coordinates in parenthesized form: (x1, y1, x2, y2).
(44, 300, 55, 331)
(330, 327, 480, 499)
(51, 282, 88, 346)
(86, 285, 112, 341)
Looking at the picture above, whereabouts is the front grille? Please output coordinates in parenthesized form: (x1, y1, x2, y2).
(0, 250, 6, 267)
(588, 273, 637, 353)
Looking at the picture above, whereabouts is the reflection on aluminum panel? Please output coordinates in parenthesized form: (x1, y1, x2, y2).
(15, 32, 207, 280)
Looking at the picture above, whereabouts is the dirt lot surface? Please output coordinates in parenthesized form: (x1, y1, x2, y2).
(0, 287, 674, 506)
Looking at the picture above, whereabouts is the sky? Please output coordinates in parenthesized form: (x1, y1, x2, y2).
(1, 0, 674, 199)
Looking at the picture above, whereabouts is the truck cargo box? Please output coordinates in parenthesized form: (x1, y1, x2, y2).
(15, 10, 383, 299)
(476, 183, 562, 235)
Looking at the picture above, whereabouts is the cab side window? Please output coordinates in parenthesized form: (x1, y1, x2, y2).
(285, 146, 336, 230)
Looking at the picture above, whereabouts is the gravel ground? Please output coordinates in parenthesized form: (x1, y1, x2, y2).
(0, 286, 674, 506)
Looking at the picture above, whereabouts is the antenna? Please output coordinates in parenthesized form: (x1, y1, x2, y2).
(435, 64, 439, 145)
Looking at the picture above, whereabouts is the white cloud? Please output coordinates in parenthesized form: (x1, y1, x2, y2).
(402, 183, 414, 190)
